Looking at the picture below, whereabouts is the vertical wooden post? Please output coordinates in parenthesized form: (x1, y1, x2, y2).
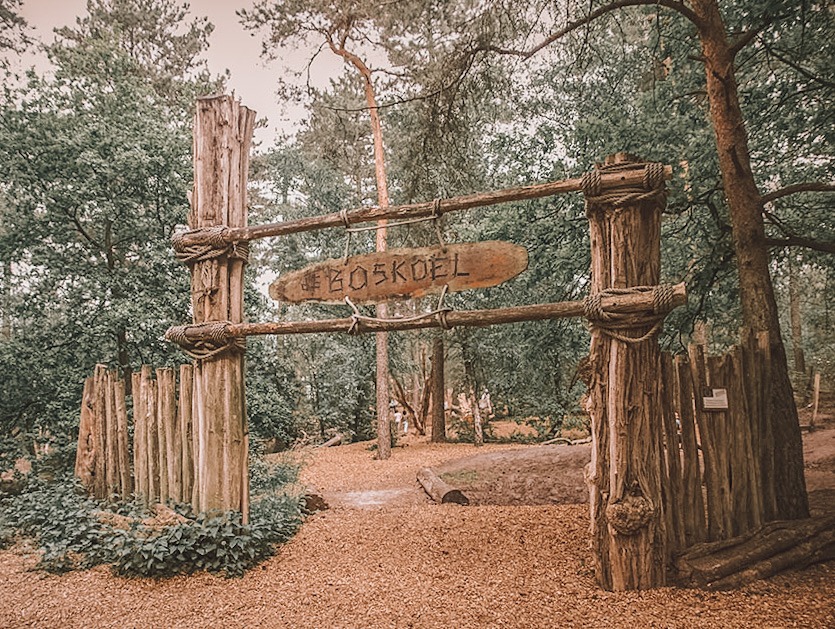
(104, 370, 119, 498)
(188, 95, 254, 517)
(92, 365, 107, 500)
(132, 371, 147, 502)
(675, 355, 706, 546)
(158, 368, 179, 503)
(179, 364, 194, 503)
(660, 353, 685, 556)
(75, 377, 96, 493)
(114, 376, 132, 498)
(144, 367, 159, 503)
(156, 369, 169, 503)
(585, 154, 667, 590)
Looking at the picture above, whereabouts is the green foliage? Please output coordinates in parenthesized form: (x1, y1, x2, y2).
(0, 457, 304, 578)
(1, 478, 116, 572)
(0, 0, 222, 436)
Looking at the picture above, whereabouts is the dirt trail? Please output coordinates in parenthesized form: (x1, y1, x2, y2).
(1, 437, 834, 628)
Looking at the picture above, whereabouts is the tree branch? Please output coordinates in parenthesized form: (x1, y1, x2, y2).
(764, 44, 835, 89)
(476, 0, 705, 59)
(765, 237, 835, 255)
(761, 182, 835, 206)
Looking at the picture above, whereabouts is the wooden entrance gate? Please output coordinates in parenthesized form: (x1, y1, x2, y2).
(78, 94, 701, 590)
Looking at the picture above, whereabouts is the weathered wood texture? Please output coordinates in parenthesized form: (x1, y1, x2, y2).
(658, 333, 776, 559)
(675, 515, 835, 590)
(416, 468, 469, 505)
(189, 95, 254, 519)
(74, 377, 96, 493)
(585, 155, 667, 591)
(75, 366, 198, 506)
(172, 283, 687, 340)
(172, 165, 672, 247)
(269, 241, 528, 304)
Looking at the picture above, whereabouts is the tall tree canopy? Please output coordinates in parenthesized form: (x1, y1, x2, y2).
(0, 0, 222, 433)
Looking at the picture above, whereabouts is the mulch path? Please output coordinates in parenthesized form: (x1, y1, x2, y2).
(2, 438, 834, 628)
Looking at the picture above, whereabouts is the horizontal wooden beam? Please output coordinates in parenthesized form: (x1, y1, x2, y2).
(172, 165, 672, 250)
(167, 283, 686, 344)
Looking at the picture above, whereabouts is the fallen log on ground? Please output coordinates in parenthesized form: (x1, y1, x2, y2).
(540, 436, 592, 446)
(675, 515, 835, 590)
(417, 467, 469, 505)
(320, 433, 347, 448)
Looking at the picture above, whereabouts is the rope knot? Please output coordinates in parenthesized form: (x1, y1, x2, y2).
(171, 226, 249, 265)
(583, 284, 676, 344)
(164, 321, 244, 360)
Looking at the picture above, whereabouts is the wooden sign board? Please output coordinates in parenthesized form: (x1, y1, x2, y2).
(703, 388, 729, 411)
(269, 241, 528, 304)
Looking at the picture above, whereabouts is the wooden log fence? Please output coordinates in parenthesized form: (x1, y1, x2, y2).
(659, 331, 775, 561)
(75, 365, 196, 507)
(76, 365, 132, 501)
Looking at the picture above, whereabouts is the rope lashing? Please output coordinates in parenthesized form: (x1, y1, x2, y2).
(165, 321, 245, 361)
(583, 284, 677, 344)
(343, 285, 454, 335)
(172, 226, 250, 265)
(580, 162, 667, 209)
(341, 198, 447, 260)
(340, 201, 446, 235)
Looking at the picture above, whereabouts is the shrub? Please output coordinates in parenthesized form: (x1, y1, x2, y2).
(0, 456, 305, 577)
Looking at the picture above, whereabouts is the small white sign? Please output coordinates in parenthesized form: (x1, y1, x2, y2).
(703, 388, 729, 411)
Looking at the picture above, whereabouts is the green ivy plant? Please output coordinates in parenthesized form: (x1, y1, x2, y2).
(0, 457, 304, 578)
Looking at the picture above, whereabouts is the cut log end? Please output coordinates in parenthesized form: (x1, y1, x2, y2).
(675, 515, 835, 590)
(417, 467, 470, 505)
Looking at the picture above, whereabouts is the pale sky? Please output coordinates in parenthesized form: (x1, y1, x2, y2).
(18, 0, 345, 147)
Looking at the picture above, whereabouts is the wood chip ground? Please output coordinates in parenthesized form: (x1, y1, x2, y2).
(2, 438, 834, 628)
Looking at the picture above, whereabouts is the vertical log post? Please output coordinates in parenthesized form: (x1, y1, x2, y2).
(92, 365, 107, 500)
(114, 376, 132, 498)
(584, 154, 668, 590)
(75, 377, 96, 493)
(144, 367, 160, 503)
(132, 371, 147, 502)
(675, 355, 706, 546)
(179, 364, 194, 503)
(187, 95, 254, 518)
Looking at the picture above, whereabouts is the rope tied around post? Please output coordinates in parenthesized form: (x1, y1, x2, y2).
(172, 226, 250, 265)
(583, 284, 677, 344)
(344, 285, 453, 335)
(581, 162, 667, 210)
(165, 321, 246, 361)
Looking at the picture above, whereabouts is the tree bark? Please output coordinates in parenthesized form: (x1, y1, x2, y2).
(586, 154, 666, 591)
(691, 0, 808, 520)
(328, 38, 392, 460)
(417, 467, 469, 505)
(430, 336, 446, 443)
(188, 96, 254, 518)
(788, 256, 806, 374)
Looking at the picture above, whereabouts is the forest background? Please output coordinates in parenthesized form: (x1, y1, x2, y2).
(0, 0, 833, 461)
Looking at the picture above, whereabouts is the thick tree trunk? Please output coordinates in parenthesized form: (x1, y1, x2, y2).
(692, 0, 808, 520)
(430, 336, 446, 443)
(586, 154, 666, 591)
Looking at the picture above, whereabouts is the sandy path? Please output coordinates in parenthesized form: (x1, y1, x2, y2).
(1, 439, 834, 628)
